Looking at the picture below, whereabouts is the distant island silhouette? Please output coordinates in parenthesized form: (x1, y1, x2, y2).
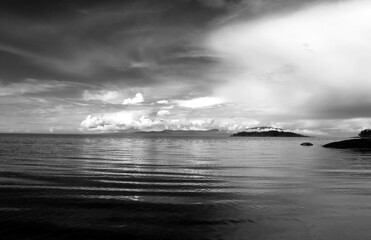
(132, 129, 229, 137)
(135, 129, 220, 134)
(231, 127, 307, 137)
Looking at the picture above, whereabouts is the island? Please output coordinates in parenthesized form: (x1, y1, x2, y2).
(323, 129, 371, 149)
(231, 126, 307, 137)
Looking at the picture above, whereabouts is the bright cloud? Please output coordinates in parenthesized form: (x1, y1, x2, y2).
(208, 0, 371, 119)
(83, 91, 146, 105)
(80, 111, 260, 132)
(123, 93, 144, 105)
(80, 110, 153, 132)
(176, 97, 226, 108)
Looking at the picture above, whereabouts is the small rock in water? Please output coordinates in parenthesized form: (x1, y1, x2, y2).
(301, 142, 313, 146)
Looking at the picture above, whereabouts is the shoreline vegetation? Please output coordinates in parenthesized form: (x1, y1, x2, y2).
(230, 127, 307, 137)
(231, 131, 307, 137)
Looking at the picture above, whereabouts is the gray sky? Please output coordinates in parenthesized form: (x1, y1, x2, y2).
(1, 0, 370, 136)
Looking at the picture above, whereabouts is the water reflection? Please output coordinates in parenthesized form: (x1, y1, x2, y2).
(0, 134, 370, 239)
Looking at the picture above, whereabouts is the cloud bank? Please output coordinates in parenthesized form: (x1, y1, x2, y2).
(80, 111, 260, 133)
(176, 97, 226, 108)
(208, 0, 371, 120)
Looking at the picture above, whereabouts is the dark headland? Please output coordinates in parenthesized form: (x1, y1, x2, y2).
(323, 129, 371, 149)
(231, 127, 307, 137)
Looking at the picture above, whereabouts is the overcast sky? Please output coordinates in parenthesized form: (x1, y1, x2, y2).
(1, 0, 370, 135)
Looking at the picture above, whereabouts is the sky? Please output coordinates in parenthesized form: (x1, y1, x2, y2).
(1, 0, 371, 136)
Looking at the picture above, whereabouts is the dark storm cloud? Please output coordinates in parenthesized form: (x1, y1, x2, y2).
(0, 0, 230, 87)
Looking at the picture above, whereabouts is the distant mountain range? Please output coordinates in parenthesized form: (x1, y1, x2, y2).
(135, 129, 219, 134)
(132, 129, 228, 137)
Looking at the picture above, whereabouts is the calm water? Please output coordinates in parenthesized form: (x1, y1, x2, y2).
(0, 134, 370, 239)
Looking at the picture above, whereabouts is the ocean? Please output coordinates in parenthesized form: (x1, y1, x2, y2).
(0, 134, 370, 239)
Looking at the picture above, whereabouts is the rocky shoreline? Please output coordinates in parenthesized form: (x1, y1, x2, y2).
(323, 129, 371, 149)
(323, 138, 371, 149)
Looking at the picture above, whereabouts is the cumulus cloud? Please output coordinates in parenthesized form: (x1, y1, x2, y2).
(176, 97, 226, 108)
(208, 0, 371, 120)
(83, 91, 148, 105)
(123, 93, 144, 105)
(80, 111, 155, 132)
(80, 111, 260, 132)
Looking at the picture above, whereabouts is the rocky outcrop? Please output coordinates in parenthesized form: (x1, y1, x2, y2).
(323, 129, 371, 149)
(300, 142, 313, 146)
(323, 139, 371, 149)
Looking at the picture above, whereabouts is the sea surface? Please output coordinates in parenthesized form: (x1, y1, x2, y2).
(0, 134, 370, 240)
